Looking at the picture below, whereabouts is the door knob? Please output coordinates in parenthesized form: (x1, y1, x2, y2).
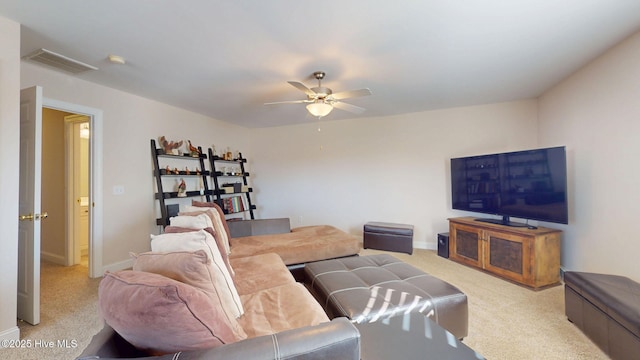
(19, 213, 34, 221)
(18, 212, 48, 221)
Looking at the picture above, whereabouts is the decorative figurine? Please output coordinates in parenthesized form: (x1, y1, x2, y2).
(158, 136, 183, 155)
(173, 167, 179, 175)
(187, 140, 201, 157)
(165, 165, 171, 174)
(185, 167, 190, 175)
(177, 178, 187, 197)
(196, 167, 201, 175)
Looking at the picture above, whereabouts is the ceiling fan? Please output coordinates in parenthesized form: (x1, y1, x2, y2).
(265, 71, 372, 118)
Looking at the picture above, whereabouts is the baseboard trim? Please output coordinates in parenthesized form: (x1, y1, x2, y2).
(0, 325, 20, 341)
(41, 251, 66, 265)
(414, 241, 437, 251)
(102, 258, 134, 274)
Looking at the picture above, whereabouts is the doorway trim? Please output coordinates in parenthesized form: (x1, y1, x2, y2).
(43, 97, 103, 278)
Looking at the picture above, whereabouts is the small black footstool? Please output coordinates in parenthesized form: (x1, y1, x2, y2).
(304, 254, 468, 339)
(363, 222, 413, 254)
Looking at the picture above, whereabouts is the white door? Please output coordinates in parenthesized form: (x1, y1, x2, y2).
(18, 86, 45, 325)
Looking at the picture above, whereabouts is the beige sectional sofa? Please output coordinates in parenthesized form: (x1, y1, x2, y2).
(78, 202, 362, 359)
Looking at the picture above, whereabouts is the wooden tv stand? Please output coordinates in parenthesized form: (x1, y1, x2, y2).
(448, 217, 561, 289)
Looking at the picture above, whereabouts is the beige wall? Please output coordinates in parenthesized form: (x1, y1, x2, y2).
(41, 108, 71, 263)
(538, 30, 640, 281)
(249, 100, 540, 248)
(0, 15, 21, 341)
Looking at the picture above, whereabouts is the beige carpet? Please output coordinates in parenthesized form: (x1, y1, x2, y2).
(5, 261, 103, 360)
(5, 250, 608, 360)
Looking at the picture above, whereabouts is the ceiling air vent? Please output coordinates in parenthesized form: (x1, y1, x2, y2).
(22, 48, 98, 74)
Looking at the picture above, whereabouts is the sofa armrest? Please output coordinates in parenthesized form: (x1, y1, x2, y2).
(183, 317, 360, 360)
(77, 318, 360, 360)
(228, 218, 291, 238)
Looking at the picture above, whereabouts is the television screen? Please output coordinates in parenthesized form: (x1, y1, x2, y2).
(451, 146, 568, 226)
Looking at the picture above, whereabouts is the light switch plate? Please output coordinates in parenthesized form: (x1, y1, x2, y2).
(113, 185, 125, 195)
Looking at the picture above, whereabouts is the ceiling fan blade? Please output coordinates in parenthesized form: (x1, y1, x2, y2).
(333, 101, 366, 114)
(331, 88, 372, 100)
(287, 81, 317, 97)
(264, 99, 310, 105)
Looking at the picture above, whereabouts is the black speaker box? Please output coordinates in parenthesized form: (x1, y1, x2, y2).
(437, 232, 449, 258)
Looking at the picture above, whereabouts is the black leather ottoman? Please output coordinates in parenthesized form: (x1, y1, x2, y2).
(357, 311, 484, 359)
(363, 222, 413, 254)
(564, 271, 640, 360)
(304, 254, 468, 339)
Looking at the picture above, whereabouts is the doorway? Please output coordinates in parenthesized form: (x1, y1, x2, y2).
(40, 110, 90, 269)
(41, 97, 104, 278)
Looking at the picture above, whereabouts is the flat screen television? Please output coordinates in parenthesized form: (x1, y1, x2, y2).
(451, 146, 568, 226)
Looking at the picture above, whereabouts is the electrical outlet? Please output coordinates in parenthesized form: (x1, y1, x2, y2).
(113, 185, 125, 195)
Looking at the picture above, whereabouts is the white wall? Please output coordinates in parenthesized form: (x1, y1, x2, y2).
(249, 100, 539, 248)
(21, 62, 249, 271)
(0, 15, 21, 341)
(538, 30, 640, 281)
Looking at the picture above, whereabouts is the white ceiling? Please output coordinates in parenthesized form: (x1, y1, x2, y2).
(2, 1, 640, 128)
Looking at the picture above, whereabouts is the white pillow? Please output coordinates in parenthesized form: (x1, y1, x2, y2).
(183, 205, 230, 255)
(169, 213, 213, 230)
(150, 230, 243, 318)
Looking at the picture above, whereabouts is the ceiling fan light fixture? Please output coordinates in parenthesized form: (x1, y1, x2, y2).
(266, 71, 370, 118)
(306, 101, 333, 117)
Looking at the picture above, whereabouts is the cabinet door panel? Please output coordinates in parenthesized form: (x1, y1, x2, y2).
(457, 230, 480, 261)
(450, 223, 483, 267)
(488, 237, 523, 274)
(485, 231, 530, 284)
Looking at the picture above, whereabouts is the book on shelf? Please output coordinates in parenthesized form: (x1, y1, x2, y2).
(223, 195, 245, 214)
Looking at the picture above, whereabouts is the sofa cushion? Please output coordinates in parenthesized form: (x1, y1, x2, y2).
(169, 213, 212, 230)
(229, 225, 362, 265)
(132, 250, 247, 340)
(182, 205, 231, 255)
(230, 253, 296, 295)
(238, 282, 330, 338)
(99, 270, 237, 355)
(151, 230, 243, 318)
(192, 200, 232, 241)
(165, 223, 234, 277)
